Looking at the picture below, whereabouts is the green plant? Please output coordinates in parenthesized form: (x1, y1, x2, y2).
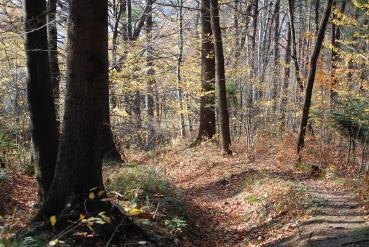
(22, 163, 35, 177)
(164, 217, 187, 234)
(106, 163, 172, 201)
(329, 97, 369, 144)
(0, 169, 9, 182)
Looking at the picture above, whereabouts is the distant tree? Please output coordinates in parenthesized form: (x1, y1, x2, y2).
(296, 0, 333, 160)
(177, 0, 186, 138)
(210, 0, 232, 154)
(145, 0, 155, 148)
(24, 0, 58, 202)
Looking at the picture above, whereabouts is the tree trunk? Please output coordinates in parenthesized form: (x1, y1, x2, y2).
(104, 0, 126, 162)
(127, 0, 133, 40)
(145, 0, 155, 148)
(47, 0, 61, 128)
(177, 0, 186, 138)
(37, 0, 109, 218)
(280, 23, 291, 131)
(194, 0, 216, 143)
(210, 0, 232, 154)
(288, 0, 304, 93)
(24, 0, 58, 203)
(271, 0, 280, 113)
(296, 0, 333, 160)
(330, 1, 346, 104)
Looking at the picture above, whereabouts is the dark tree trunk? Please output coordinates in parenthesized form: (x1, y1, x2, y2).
(24, 0, 58, 202)
(101, 102, 123, 162)
(210, 0, 232, 154)
(296, 0, 333, 160)
(330, 1, 346, 104)
(288, 0, 304, 93)
(47, 0, 61, 127)
(314, 0, 320, 34)
(103, 0, 125, 162)
(272, 0, 280, 113)
(127, 0, 133, 40)
(37, 0, 109, 218)
(194, 0, 216, 143)
(111, 1, 125, 67)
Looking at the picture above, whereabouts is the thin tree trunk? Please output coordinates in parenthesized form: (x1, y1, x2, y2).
(177, 0, 186, 138)
(24, 0, 58, 203)
(314, 0, 320, 34)
(296, 0, 333, 160)
(280, 23, 291, 131)
(145, 0, 155, 148)
(272, 0, 280, 113)
(210, 0, 232, 154)
(288, 0, 304, 93)
(127, 0, 133, 40)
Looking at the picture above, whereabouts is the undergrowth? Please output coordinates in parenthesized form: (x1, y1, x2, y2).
(105, 163, 187, 242)
(243, 175, 312, 245)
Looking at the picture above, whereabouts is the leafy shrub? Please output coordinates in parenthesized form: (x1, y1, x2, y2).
(106, 163, 172, 201)
(105, 163, 186, 239)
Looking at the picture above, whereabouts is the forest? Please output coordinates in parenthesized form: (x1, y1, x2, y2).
(0, 0, 368, 246)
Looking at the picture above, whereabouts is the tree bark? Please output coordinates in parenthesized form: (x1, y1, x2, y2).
(271, 0, 280, 113)
(37, 0, 109, 218)
(47, 0, 61, 128)
(24, 0, 58, 203)
(280, 23, 292, 131)
(296, 0, 333, 159)
(194, 0, 216, 143)
(145, 0, 155, 148)
(288, 0, 304, 93)
(330, 1, 346, 104)
(177, 0, 186, 138)
(210, 0, 232, 154)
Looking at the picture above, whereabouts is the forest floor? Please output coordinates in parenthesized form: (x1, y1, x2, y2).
(129, 136, 369, 247)
(1, 135, 369, 247)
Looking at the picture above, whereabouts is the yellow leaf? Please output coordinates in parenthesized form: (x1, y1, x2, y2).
(50, 215, 57, 226)
(80, 214, 85, 221)
(127, 208, 145, 216)
(89, 192, 95, 200)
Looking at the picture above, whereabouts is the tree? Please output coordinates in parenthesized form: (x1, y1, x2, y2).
(177, 0, 186, 138)
(37, 0, 109, 218)
(47, 0, 61, 125)
(272, 0, 281, 113)
(296, 0, 333, 160)
(210, 0, 232, 154)
(287, 0, 303, 93)
(194, 0, 216, 144)
(24, 0, 58, 202)
(280, 23, 292, 131)
(145, 0, 156, 148)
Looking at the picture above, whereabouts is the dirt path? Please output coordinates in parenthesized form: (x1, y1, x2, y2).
(146, 146, 369, 246)
(267, 180, 369, 247)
